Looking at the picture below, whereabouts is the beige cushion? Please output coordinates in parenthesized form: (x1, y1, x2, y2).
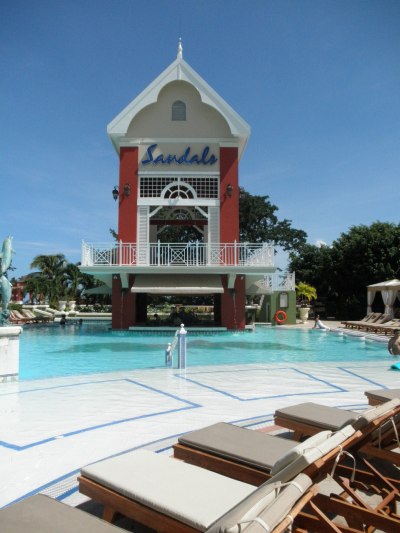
(82, 449, 254, 531)
(270, 430, 332, 474)
(270, 425, 355, 481)
(275, 402, 357, 431)
(0, 494, 122, 533)
(178, 422, 296, 471)
(205, 473, 312, 533)
(352, 398, 400, 430)
(365, 389, 400, 403)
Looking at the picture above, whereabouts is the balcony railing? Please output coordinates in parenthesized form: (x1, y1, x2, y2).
(259, 272, 296, 292)
(81, 241, 275, 268)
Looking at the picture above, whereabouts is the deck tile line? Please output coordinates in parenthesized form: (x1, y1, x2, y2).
(337, 367, 388, 388)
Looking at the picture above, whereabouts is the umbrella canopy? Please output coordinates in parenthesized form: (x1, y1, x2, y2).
(367, 279, 400, 291)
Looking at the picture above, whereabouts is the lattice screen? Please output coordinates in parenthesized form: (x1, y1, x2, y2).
(139, 176, 219, 198)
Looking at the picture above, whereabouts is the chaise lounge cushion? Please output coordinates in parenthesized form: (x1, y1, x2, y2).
(351, 398, 400, 430)
(270, 425, 355, 479)
(0, 494, 122, 533)
(178, 422, 297, 471)
(205, 473, 312, 533)
(365, 388, 400, 404)
(81, 449, 255, 531)
(275, 402, 358, 431)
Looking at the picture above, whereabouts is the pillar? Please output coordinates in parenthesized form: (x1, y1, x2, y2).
(118, 147, 138, 242)
(220, 275, 246, 330)
(219, 147, 239, 243)
(112, 274, 137, 330)
(0, 326, 22, 382)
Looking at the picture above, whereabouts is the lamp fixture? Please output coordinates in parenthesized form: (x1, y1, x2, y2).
(112, 183, 131, 201)
(226, 183, 233, 198)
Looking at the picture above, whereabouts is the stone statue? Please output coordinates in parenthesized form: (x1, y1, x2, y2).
(388, 329, 400, 356)
(0, 236, 14, 326)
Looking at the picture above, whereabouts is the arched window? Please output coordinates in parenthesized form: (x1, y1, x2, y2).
(172, 100, 186, 121)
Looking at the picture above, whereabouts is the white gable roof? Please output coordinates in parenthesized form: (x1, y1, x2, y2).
(107, 46, 251, 159)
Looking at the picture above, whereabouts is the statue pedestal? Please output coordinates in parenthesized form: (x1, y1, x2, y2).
(0, 326, 22, 382)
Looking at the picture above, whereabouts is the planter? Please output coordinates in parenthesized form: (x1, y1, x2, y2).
(69, 301, 76, 312)
(59, 301, 67, 312)
(299, 307, 310, 323)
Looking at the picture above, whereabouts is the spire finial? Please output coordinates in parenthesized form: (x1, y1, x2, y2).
(177, 38, 183, 59)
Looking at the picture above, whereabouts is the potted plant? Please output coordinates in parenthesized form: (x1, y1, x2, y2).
(296, 282, 317, 323)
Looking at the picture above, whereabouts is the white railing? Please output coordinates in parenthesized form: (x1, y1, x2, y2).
(258, 272, 296, 292)
(81, 241, 275, 268)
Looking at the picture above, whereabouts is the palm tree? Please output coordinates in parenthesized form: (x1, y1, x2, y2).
(22, 273, 49, 303)
(296, 282, 317, 307)
(30, 254, 68, 307)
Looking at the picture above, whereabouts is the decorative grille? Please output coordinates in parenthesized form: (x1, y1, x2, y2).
(140, 176, 219, 199)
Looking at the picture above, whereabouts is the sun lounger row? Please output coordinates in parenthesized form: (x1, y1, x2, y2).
(341, 313, 400, 334)
(78, 396, 400, 532)
(2, 391, 400, 532)
(9, 309, 53, 324)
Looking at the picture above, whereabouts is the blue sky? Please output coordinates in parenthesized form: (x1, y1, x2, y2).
(1, 0, 399, 277)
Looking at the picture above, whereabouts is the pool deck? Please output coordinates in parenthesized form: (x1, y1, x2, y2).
(0, 320, 399, 512)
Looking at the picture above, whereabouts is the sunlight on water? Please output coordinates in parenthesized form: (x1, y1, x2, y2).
(19, 323, 389, 380)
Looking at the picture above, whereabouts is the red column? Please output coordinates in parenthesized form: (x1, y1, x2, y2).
(219, 148, 244, 329)
(220, 275, 246, 330)
(112, 274, 137, 329)
(219, 147, 239, 243)
(118, 147, 138, 242)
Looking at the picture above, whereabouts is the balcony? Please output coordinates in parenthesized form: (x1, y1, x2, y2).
(81, 241, 275, 270)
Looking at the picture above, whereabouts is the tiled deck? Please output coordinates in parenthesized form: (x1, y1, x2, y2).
(0, 323, 398, 511)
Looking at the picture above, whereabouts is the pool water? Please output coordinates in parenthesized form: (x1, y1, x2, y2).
(19, 323, 390, 381)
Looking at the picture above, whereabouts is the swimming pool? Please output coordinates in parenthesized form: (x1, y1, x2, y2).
(19, 323, 390, 380)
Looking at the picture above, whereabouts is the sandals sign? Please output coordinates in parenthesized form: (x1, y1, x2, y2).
(142, 144, 218, 166)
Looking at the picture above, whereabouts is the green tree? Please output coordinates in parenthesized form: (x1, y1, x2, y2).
(289, 222, 400, 318)
(22, 273, 49, 304)
(239, 188, 307, 252)
(29, 254, 68, 307)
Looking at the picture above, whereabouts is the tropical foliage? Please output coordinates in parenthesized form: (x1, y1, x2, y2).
(239, 188, 307, 253)
(289, 222, 400, 318)
(295, 282, 317, 307)
(23, 254, 101, 307)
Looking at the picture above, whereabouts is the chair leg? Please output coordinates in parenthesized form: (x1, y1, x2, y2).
(102, 505, 117, 523)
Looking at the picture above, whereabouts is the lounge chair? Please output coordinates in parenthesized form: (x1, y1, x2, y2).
(365, 388, 400, 405)
(173, 403, 400, 532)
(341, 312, 382, 329)
(274, 399, 400, 467)
(274, 399, 400, 439)
(174, 400, 400, 483)
(21, 309, 53, 323)
(20, 309, 40, 323)
(359, 318, 400, 335)
(0, 493, 124, 532)
(8, 310, 32, 324)
(79, 421, 400, 533)
(79, 450, 318, 533)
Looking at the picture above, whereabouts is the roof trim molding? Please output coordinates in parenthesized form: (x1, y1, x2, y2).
(107, 54, 251, 158)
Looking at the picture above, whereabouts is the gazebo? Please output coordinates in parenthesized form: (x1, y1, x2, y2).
(367, 279, 400, 318)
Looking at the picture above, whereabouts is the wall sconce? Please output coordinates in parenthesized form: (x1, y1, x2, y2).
(226, 184, 233, 198)
(112, 186, 119, 201)
(112, 183, 131, 201)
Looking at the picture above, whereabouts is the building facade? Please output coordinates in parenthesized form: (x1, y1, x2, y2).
(80, 44, 294, 329)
